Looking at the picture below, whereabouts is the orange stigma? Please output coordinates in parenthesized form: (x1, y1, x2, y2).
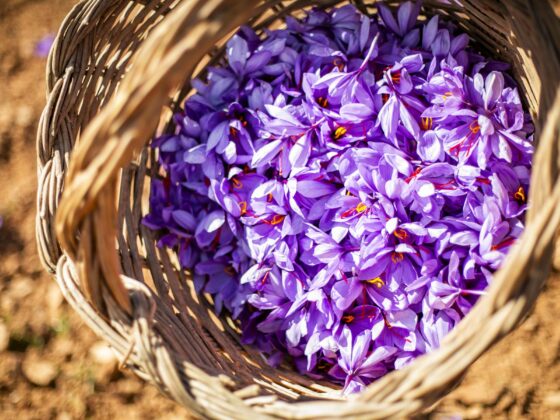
(442, 91, 453, 101)
(382, 93, 390, 104)
(391, 252, 404, 263)
(265, 214, 285, 225)
(229, 126, 239, 139)
(405, 167, 422, 183)
(260, 270, 270, 285)
(342, 315, 355, 323)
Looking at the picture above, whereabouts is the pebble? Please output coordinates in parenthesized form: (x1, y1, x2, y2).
(0, 353, 20, 386)
(457, 384, 504, 407)
(522, 317, 539, 333)
(46, 282, 64, 316)
(89, 341, 117, 365)
(462, 404, 483, 419)
(22, 358, 58, 386)
(117, 378, 144, 395)
(14, 105, 34, 129)
(51, 337, 74, 358)
(89, 341, 119, 385)
(543, 392, 560, 408)
(8, 276, 34, 299)
(0, 321, 9, 352)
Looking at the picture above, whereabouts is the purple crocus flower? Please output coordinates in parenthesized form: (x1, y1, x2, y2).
(332, 326, 396, 394)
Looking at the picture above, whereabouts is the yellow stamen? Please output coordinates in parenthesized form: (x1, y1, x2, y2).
(356, 202, 367, 213)
(366, 277, 385, 288)
(317, 360, 330, 371)
(469, 120, 480, 134)
(317, 97, 328, 108)
(513, 186, 526, 204)
(342, 315, 355, 323)
(421, 117, 433, 131)
(232, 177, 243, 189)
(333, 57, 345, 71)
(345, 190, 354, 196)
(333, 126, 347, 140)
(239, 201, 248, 215)
(224, 266, 236, 276)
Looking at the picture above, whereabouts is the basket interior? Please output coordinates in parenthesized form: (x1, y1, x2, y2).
(101, 0, 546, 403)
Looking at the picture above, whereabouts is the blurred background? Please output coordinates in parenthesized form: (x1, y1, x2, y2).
(0, 0, 559, 418)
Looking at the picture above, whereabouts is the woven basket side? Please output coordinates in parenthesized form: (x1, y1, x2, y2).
(37, 0, 180, 273)
(39, 0, 560, 418)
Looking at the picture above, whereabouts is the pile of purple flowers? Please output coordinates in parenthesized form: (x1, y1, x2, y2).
(144, 2, 533, 394)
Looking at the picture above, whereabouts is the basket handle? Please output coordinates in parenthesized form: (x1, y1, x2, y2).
(55, 0, 262, 314)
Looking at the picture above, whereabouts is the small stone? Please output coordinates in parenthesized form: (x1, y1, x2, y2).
(68, 395, 87, 417)
(15, 105, 35, 129)
(0, 353, 20, 386)
(9, 390, 22, 404)
(495, 389, 516, 412)
(51, 337, 74, 358)
(0, 321, 9, 352)
(57, 413, 72, 420)
(522, 317, 538, 332)
(457, 383, 503, 407)
(9, 276, 34, 299)
(543, 392, 560, 408)
(0, 50, 21, 75)
(89, 341, 117, 365)
(22, 358, 58, 386)
(117, 377, 144, 395)
(89, 341, 119, 385)
(462, 404, 483, 419)
(46, 282, 64, 316)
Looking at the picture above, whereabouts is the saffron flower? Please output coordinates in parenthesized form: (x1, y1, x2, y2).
(144, 1, 533, 394)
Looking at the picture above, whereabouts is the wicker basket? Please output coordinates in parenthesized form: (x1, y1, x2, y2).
(36, 0, 560, 418)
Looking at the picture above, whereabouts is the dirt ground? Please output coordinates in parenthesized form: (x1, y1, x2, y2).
(0, 1, 559, 419)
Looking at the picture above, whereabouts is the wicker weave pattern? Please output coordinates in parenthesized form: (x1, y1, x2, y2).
(37, 0, 560, 418)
